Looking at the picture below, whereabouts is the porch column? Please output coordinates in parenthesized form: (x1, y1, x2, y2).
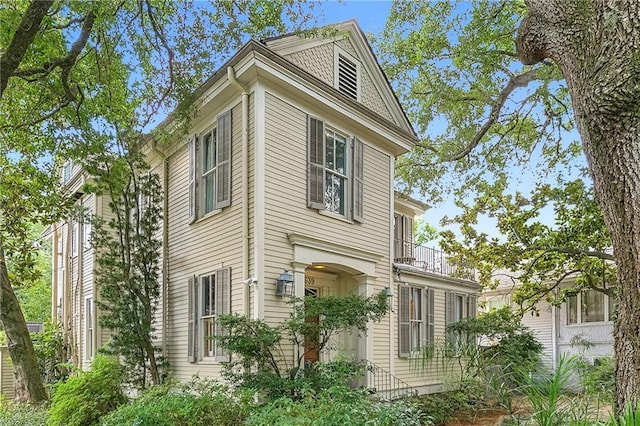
(355, 274, 377, 367)
(291, 262, 309, 370)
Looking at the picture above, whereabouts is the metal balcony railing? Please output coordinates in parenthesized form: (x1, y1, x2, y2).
(394, 241, 476, 281)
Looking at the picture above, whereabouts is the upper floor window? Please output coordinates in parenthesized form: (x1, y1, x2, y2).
(324, 128, 348, 215)
(334, 48, 360, 100)
(394, 214, 414, 260)
(187, 266, 231, 362)
(398, 285, 434, 358)
(567, 288, 614, 324)
(188, 111, 232, 223)
(62, 161, 73, 183)
(307, 116, 364, 222)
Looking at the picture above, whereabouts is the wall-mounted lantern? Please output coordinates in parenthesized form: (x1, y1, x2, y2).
(275, 270, 294, 297)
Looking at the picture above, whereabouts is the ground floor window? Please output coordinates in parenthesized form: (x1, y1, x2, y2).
(567, 288, 614, 324)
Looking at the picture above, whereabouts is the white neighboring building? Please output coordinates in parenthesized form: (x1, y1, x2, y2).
(480, 276, 614, 368)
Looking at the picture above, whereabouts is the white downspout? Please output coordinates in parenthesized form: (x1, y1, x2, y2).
(227, 66, 251, 317)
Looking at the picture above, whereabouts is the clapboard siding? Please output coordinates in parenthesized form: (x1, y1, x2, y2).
(165, 100, 246, 381)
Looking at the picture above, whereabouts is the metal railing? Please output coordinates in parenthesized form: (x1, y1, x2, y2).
(354, 360, 418, 400)
(394, 241, 476, 281)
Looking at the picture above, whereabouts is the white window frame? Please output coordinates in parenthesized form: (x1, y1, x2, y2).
(188, 266, 231, 363)
(567, 289, 613, 325)
(83, 220, 91, 250)
(71, 222, 78, 258)
(199, 126, 218, 217)
(85, 297, 94, 360)
(333, 46, 361, 101)
(324, 127, 349, 217)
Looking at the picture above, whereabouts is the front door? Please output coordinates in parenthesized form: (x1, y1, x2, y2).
(303, 287, 320, 367)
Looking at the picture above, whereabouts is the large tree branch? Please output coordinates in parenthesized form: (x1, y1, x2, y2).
(0, 0, 55, 98)
(11, 11, 96, 101)
(443, 67, 548, 161)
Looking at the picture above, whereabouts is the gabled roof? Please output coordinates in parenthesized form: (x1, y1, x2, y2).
(262, 19, 416, 137)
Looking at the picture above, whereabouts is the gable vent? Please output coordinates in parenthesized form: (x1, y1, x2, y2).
(338, 54, 358, 100)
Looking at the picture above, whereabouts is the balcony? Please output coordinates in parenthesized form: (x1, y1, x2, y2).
(394, 241, 476, 281)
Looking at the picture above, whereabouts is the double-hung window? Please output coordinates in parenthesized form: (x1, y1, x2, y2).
(307, 116, 364, 222)
(324, 128, 348, 215)
(399, 285, 435, 358)
(85, 297, 94, 360)
(445, 292, 477, 350)
(187, 267, 231, 362)
(567, 289, 614, 324)
(188, 111, 232, 223)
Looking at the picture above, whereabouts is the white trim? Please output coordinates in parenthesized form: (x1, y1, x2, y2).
(84, 296, 94, 361)
(288, 232, 382, 276)
(254, 86, 267, 320)
(389, 155, 395, 375)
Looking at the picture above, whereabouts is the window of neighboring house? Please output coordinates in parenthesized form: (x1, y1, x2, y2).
(85, 297, 94, 359)
(567, 289, 613, 324)
(307, 116, 364, 222)
(445, 292, 477, 349)
(83, 221, 91, 250)
(398, 285, 434, 358)
(334, 48, 360, 100)
(394, 214, 414, 260)
(63, 161, 72, 183)
(71, 222, 78, 257)
(187, 267, 231, 362)
(188, 111, 231, 223)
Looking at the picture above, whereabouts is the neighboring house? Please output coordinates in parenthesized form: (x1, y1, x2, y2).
(480, 277, 614, 368)
(48, 20, 479, 396)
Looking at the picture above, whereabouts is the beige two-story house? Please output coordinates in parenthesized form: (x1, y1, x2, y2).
(49, 20, 479, 396)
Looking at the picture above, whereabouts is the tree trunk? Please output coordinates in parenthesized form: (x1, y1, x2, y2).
(517, 0, 640, 412)
(0, 240, 47, 402)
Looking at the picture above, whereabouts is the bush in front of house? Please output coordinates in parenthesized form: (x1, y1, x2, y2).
(245, 385, 425, 426)
(100, 379, 256, 426)
(0, 401, 48, 426)
(47, 354, 126, 426)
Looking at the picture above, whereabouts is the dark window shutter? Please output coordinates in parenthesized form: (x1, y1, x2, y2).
(398, 285, 411, 358)
(352, 137, 364, 222)
(427, 288, 435, 345)
(187, 276, 198, 362)
(403, 216, 414, 258)
(467, 295, 477, 318)
(445, 291, 455, 345)
(307, 116, 325, 209)
(216, 111, 232, 209)
(188, 135, 198, 223)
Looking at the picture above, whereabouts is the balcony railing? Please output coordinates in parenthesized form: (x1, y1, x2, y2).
(394, 241, 476, 281)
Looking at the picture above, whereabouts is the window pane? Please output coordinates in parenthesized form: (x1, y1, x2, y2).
(203, 131, 216, 172)
(202, 276, 211, 316)
(325, 173, 345, 214)
(411, 322, 421, 351)
(325, 132, 334, 170)
(335, 136, 346, 174)
(203, 318, 215, 357)
(567, 296, 577, 324)
(204, 172, 215, 213)
(582, 289, 604, 322)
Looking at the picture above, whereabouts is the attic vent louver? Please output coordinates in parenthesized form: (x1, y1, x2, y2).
(338, 54, 358, 100)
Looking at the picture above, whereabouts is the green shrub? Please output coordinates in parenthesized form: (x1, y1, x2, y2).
(101, 379, 256, 426)
(47, 355, 126, 426)
(245, 385, 424, 426)
(408, 386, 483, 425)
(0, 401, 48, 426)
(579, 356, 615, 401)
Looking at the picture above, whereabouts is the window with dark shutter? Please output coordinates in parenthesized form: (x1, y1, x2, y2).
(352, 137, 364, 222)
(307, 116, 325, 209)
(445, 291, 455, 346)
(216, 111, 231, 209)
(338, 54, 358, 100)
